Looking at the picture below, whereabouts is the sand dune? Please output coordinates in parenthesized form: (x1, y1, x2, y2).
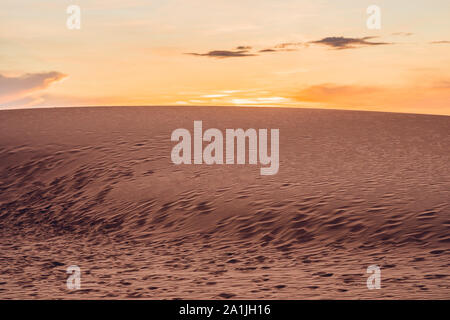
(0, 106, 449, 299)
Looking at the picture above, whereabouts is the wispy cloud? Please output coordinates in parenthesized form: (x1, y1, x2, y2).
(186, 41, 307, 58)
(0, 72, 67, 106)
(235, 46, 252, 50)
(186, 36, 392, 59)
(432, 80, 450, 88)
(230, 97, 289, 105)
(295, 83, 381, 103)
(293, 82, 450, 113)
(274, 42, 305, 49)
(392, 32, 414, 37)
(310, 36, 392, 49)
(430, 40, 450, 44)
(258, 42, 306, 53)
(185, 49, 256, 58)
(202, 94, 229, 98)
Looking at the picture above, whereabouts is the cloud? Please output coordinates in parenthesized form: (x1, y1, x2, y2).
(188, 35, 391, 59)
(0, 71, 67, 105)
(185, 49, 256, 58)
(432, 80, 450, 88)
(229, 97, 290, 105)
(392, 32, 413, 37)
(295, 84, 381, 104)
(185, 36, 392, 59)
(1, 92, 130, 109)
(259, 42, 305, 53)
(187, 42, 308, 58)
(310, 36, 392, 49)
(293, 82, 450, 113)
(235, 46, 252, 50)
(202, 94, 229, 98)
(0, 95, 44, 109)
(274, 42, 304, 49)
(430, 40, 450, 44)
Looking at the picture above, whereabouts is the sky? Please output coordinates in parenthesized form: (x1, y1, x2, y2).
(1, 0, 449, 115)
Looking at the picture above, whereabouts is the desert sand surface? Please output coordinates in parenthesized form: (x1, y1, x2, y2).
(0, 106, 449, 299)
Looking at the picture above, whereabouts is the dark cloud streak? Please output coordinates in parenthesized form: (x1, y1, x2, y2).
(185, 50, 256, 58)
(186, 35, 393, 59)
(310, 36, 392, 49)
(235, 46, 252, 50)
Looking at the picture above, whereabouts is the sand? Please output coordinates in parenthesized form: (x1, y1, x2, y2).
(0, 106, 448, 299)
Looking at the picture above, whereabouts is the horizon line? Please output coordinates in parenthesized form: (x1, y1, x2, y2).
(0, 104, 449, 117)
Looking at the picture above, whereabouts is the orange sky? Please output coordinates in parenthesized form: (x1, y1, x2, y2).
(1, 0, 449, 115)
